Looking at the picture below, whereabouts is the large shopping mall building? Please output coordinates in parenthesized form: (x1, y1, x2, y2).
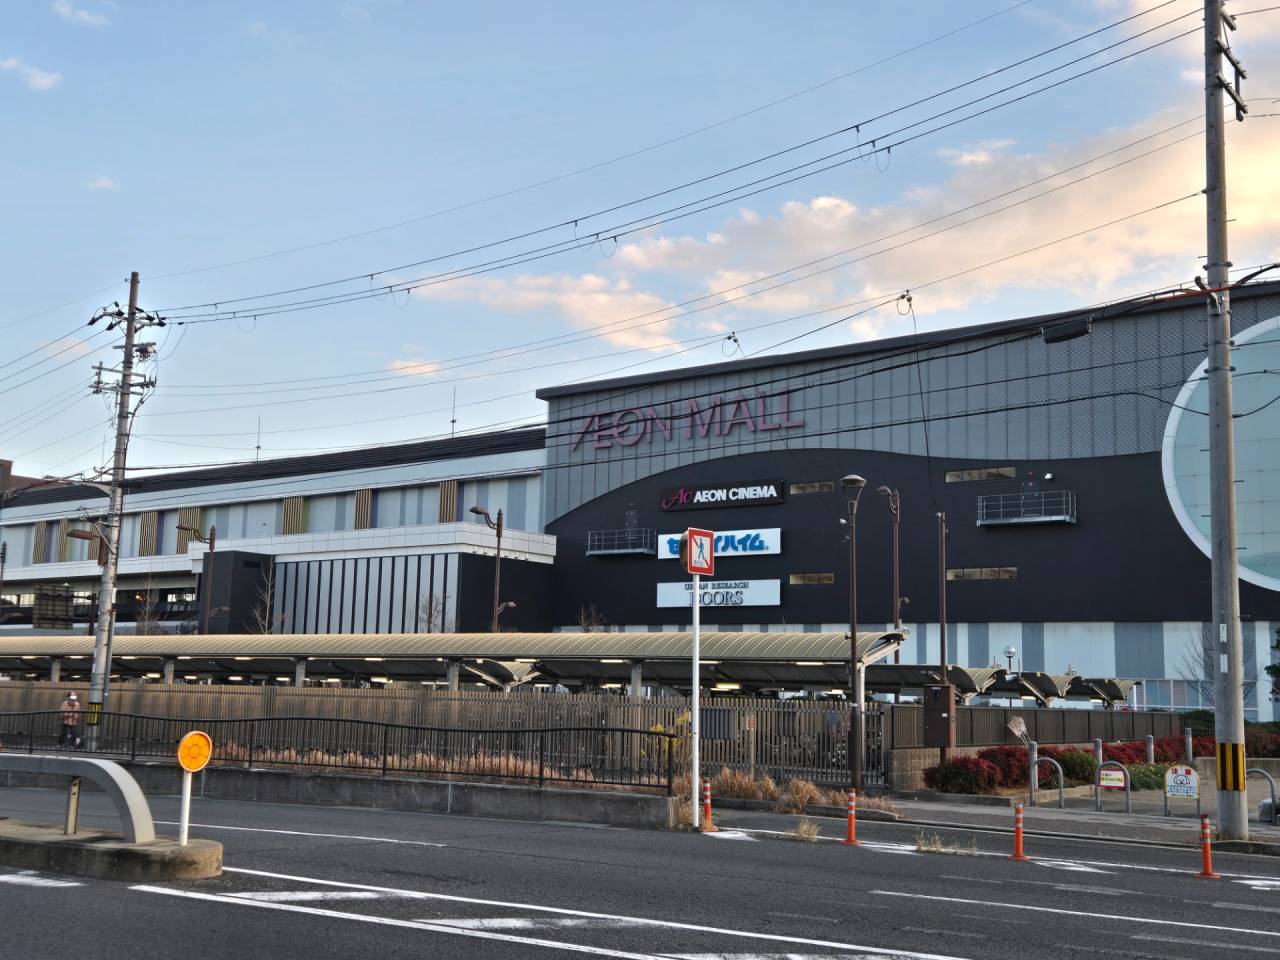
(3, 281, 1279, 718)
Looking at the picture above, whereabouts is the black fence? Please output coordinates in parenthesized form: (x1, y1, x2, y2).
(887, 704, 1182, 749)
(0, 711, 676, 794)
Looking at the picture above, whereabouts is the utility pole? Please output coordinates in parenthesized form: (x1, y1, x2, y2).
(937, 511, 951, 765)
(1203, 0, 1249, 840)
(85, 272, 161, 734)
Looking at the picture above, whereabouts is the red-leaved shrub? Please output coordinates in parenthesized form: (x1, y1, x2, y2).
(923, 756, 1001, 794)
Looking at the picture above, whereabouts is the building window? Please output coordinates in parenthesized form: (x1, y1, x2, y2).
(789, 572, 835, 585)
(944, 466, 1017, 483)
(789, 481, 835, 495)
(946, 566, 1018, 581)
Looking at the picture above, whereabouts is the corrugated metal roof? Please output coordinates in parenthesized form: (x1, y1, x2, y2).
(0, 631, 902, 663)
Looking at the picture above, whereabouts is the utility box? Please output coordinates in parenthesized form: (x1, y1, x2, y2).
(922, 683, 956, 748)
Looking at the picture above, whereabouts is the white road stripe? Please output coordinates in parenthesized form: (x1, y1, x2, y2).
(702, 831, 758, 841)
(153, 821, 447, 847)
(0, 871, 80, 888)
(1236, 879, 1280, 891)
(1214, 901, 1280, 914)
(1141, 935, 1280, 955)
(131, 887, 669, 960)
(207, 866, 971, 960)
(1033, 861, 1112, 874)
(872, 890, 1280, 939)
(430, 918, 641, 930)
(232, 891, 388, 902)
(667, 955, 904, 959)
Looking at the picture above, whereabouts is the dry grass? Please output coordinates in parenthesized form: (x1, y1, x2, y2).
(787, 816, 821, 842)
(858, 794, 902, 817)
(915, 830, 978, 855)
(711, 766, 781, 801)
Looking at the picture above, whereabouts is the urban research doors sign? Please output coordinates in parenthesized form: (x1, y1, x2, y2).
(656, 579, 781, 607)
(659, 528, 781, 559)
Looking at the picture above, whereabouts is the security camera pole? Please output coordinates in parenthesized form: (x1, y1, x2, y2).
(683, 528, 714, 829)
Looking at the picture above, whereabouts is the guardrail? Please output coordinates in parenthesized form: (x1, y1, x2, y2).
(0, 754, 156, 843)
(0, 711, 677, 795)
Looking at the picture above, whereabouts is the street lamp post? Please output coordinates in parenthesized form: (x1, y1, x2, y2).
(841, 473, 866, 791)
(876, 486, 903, 664)
(469, 506, 505, 632)
(177, 524, 217, 633)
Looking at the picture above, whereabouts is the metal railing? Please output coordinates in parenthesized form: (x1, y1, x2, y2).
(977, 490, 1077, 525)
(585, 528, 658, 555)
(0, 711, 676, 794)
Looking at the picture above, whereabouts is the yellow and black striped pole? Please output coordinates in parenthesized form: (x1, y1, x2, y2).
(1216, 741, 1246, 793)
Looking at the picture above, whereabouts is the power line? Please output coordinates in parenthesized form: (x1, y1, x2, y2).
(158, 4, 1198, 318)
(156, 118, 1205, 397)
(145, 0, 1041, 283)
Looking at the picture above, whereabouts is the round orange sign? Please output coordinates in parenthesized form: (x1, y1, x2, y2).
(178, 730, 213, 773)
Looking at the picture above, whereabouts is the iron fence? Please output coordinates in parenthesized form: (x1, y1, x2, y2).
(887, 704, 1180, 748)
(0, 711, 676, 793)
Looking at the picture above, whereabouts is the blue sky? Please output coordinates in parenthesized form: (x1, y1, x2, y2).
(2, 0, 1278, 476)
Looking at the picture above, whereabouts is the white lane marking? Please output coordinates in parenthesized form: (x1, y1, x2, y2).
(1214, 901, 1280, 915)
(232, 891, 388, 902)
(703, 831, 757, 841)
(153, 821, 447, 847)
(1141, 935, 1280, 955)
(668, 955, 905, 959)
(429, 918, 641, 930)
(731, 828, 918, 854)
(131, 887, 667, 960)
(0, 871, 80, 888)
(1033, 861, 1112, 874)
(872, 891, 1280, 939)
(214, 866, 972, 960)
(1236, 879, 1280, 891)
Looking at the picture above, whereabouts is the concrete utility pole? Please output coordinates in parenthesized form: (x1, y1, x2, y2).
(937, 511, 951, 765)
(86, 272, 160, 732)
(1203, 0, 1249, 840)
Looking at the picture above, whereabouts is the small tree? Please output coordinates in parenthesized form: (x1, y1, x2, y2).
(418, 592, 453, 633)
(1173, 628, 1215, 708)
(577, 603, 608, 631)
(132, 575, 166, 635)
(250, 564, 280, 634)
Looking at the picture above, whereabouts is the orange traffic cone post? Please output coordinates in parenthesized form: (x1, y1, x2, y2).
(1198, 815, 1221, 879)
(841, 788, 861, 846)
(1010, 803, 1031, 861)
(700, 780, 718, 833)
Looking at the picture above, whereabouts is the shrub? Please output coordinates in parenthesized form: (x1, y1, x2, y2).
(923, 756, 1001, 794)
(1126, 763, 1170, 791)
(1182, 710, 1216, 735)
(1040, 747, 1096, 786)
(1246, 730, 1280, 759)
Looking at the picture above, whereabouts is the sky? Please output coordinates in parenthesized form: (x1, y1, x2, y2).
(1, 0, 1279, 479)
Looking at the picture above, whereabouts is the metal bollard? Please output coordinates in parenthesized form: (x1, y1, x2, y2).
(1145, 735, 1155, 764)
(1198, 815, 1221, 880)
(842, 788, 861, 846)
(1027, 741, 1038, 808)
(1185, 727, 1194, 765)
(700, 780, 718, 833)
(1010, 803, 1030, 862)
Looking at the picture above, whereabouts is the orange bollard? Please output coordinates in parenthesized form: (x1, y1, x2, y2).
(841, 787, 861, 846)
(1010, 803, 1030, 861)
(700, 780, 718, 833)
(1198, 814, 1221, 879)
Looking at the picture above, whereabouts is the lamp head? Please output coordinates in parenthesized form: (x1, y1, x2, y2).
(469, 506, 487, 517)
(841, 474, 866, 491)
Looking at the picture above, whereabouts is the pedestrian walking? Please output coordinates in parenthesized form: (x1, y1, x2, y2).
(59, 692, 83, 750)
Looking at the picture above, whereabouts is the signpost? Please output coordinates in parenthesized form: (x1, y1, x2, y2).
(1099, 768, 1127, 790)
(681, 527, 714, 830)
(177, 730, 212, 846)
(1164, 764, 1202, 817)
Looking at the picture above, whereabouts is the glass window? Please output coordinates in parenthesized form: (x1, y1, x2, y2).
(946, 566, 1018, 581)
(0, 524, 35, 566)
(789, 481, 835, 495)
(944, 466, 1017, 483)
(788, 572, 835, 585)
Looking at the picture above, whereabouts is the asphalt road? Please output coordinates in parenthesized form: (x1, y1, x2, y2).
(3, 786, 1280, 960)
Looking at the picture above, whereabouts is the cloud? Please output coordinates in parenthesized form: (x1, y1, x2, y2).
(51, 1, 109, 26)
(0, 57, 62, 91)
(42, 336, 94, 359)
(412, 273, 679, 350)
(86, 175, 117, 190)
(937, 138, 1015, 167)
(386, 356, 441, 378)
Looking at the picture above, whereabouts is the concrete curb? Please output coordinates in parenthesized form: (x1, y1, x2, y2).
(0, 820, 222, 881)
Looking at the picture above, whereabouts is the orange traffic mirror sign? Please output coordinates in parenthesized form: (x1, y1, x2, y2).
(178, 730, 213, 773)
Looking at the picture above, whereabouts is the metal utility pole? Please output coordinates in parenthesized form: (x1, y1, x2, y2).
(841, 474, 866, 791)
(937, 511, 951, 765)
(1203, 0, 1249, 840)
(469, 506, 505, 631)
(877, 486, 903, 663)
(85, 272, 161, 732)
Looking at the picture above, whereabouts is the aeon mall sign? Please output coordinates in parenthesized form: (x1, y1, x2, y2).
(570, 390, 804, 452)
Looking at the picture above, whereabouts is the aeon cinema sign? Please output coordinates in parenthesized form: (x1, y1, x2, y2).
(570, 390, 804, 452)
